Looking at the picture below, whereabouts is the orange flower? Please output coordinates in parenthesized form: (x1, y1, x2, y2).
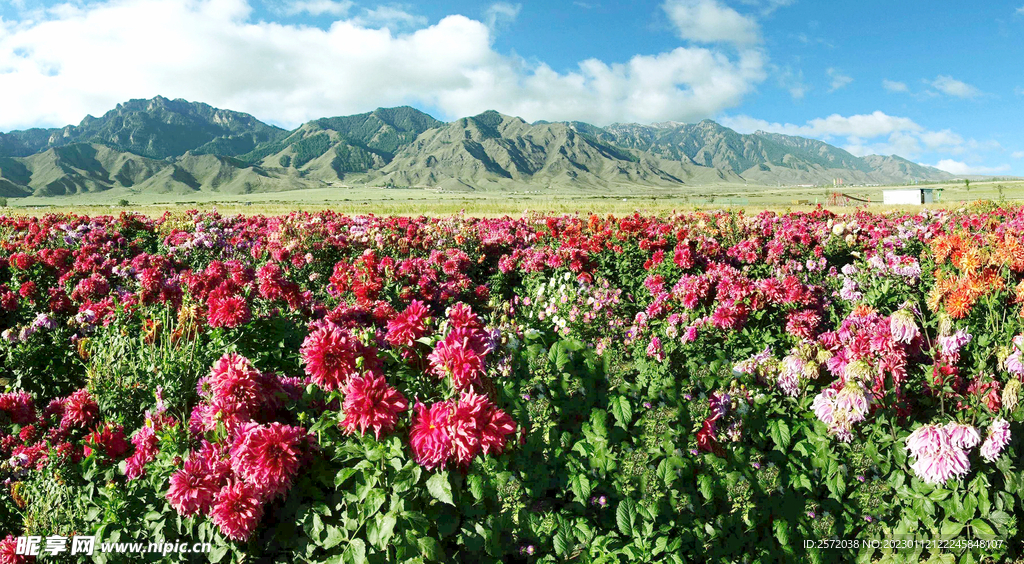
(945, 288, 974, 319)
(852, 303, 875, 318)
(931, 234, 954, 264)
(1014, 280, 1024, 304)
(995, 234, 1024, 272)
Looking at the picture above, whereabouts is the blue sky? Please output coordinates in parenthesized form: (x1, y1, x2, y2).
(0, 0, 1021, 174)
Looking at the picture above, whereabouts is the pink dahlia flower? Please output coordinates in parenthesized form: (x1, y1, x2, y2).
(812, 388, 837, 426)
(409, 402, 453, 470)
(211, 481, 264, 541)
(207, 294, 251, 328)
(167, 457, 220, 517)
(888, 309, 919, 344)
(230, 422, 309, 501)
(209, 353, 264, 421)
(428, 327, 488, 390)
(301, 324, 374, 391)
(906, 424, 949, 457)
(0, 391, 36, 425)
(910, 446, 970, 485)
(980, 418, 1011, 462)
(125, 426, 159, 480)
(61, 389, 99, 429)
(945, 422, 981, 450)
(385, 300, 431, 347)
(341, 373, 408, 440)
(906, 423, 976, 485)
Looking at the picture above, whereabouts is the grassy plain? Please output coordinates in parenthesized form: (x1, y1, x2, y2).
(2, 180, 1021, 217)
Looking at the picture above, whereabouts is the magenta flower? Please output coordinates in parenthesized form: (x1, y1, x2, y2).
(409, 402, 453, 470)
(341, 373, 409, 440)
(210, 480, 264, 541)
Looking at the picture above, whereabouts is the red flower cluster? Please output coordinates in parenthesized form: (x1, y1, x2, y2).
(409, 392, 516, 470)
(171, 354, 314, 541)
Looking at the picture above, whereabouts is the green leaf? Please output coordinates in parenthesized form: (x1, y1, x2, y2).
(324, 526, 346, 550)
(208, 546, 228, 563)
(376, 513, 397, 549)
(971, 519, 996, 540)
(610, 396, 633, 429)
(344, 538, 367, 564)
(426, 472, 454, 506)
(616, 498, 637, 537)
(698, 473, 714, 501)
(928, 488, 950, 501)
(335, 467, 359, 488)
(939, 520, 963, 538)
(770, 420, 791, 450)
(553, 527, 571, 556)
(773, 519, 789, 546)
(417, 537, 444, 561)
(571, 474, 592, 503)
(550, 342, 571, 371)
(467, 474, 485, 502)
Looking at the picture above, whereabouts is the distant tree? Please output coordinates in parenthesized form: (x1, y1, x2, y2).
(965, 179, 971, 192)
(0, 197, 7, 208)
(118, 199, 129, 207)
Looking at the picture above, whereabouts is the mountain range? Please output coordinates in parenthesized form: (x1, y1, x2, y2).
(0, 96, 959, 198)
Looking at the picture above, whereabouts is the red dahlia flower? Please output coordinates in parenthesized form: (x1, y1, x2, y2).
(229, 422, 309, 501)
(84, 423, 130, 461)
(207, 294, 251, 328)
(0, 392, 36, 425)
(125, 426, 159, 480)
(208, 353, 264, 422)
(61, 389, 99, 429)
(301, 324, 377, 391)
(341, 373, 408, 439)
(210, 481, 264, 541)
(166, 457, 220, 517)
(385, 300, 431, 348)
(428, 327, 489, 390)
(409, 402, 453, 470)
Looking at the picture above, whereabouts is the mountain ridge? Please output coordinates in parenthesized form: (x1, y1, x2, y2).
(0, 97, 971, 198)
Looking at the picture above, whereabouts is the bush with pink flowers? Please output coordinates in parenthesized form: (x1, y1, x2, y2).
(2, 205, 1024, 563)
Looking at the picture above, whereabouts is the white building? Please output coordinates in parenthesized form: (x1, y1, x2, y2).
(882, 188, 935, 205)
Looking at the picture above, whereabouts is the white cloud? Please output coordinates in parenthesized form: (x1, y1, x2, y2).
(283, 0, 352, 16)
(882, 79, 908, 93)
(931, 159, 1010, 175)
(919, 129, 964, 150)
(662, 0, 761, 46)
(719, 111, 993, 162)
(0, 0, 768, 131)
(771, 64, 807, 99)
(738, 0, 795, 16)
(1016, 5, 1024, 15)
(722, 111, 922, 140)
(484, 2, 521, 29)
(349, 4, 427, 30)
(928, 75, 982, 99)
(1012, 151, 1024, 159)
(826, 67, 851, 92)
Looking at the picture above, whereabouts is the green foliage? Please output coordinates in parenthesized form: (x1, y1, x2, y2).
(291, 133, 333, 168)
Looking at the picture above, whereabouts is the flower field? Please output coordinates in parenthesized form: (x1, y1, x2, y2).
(1, 203, 1023, 563)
